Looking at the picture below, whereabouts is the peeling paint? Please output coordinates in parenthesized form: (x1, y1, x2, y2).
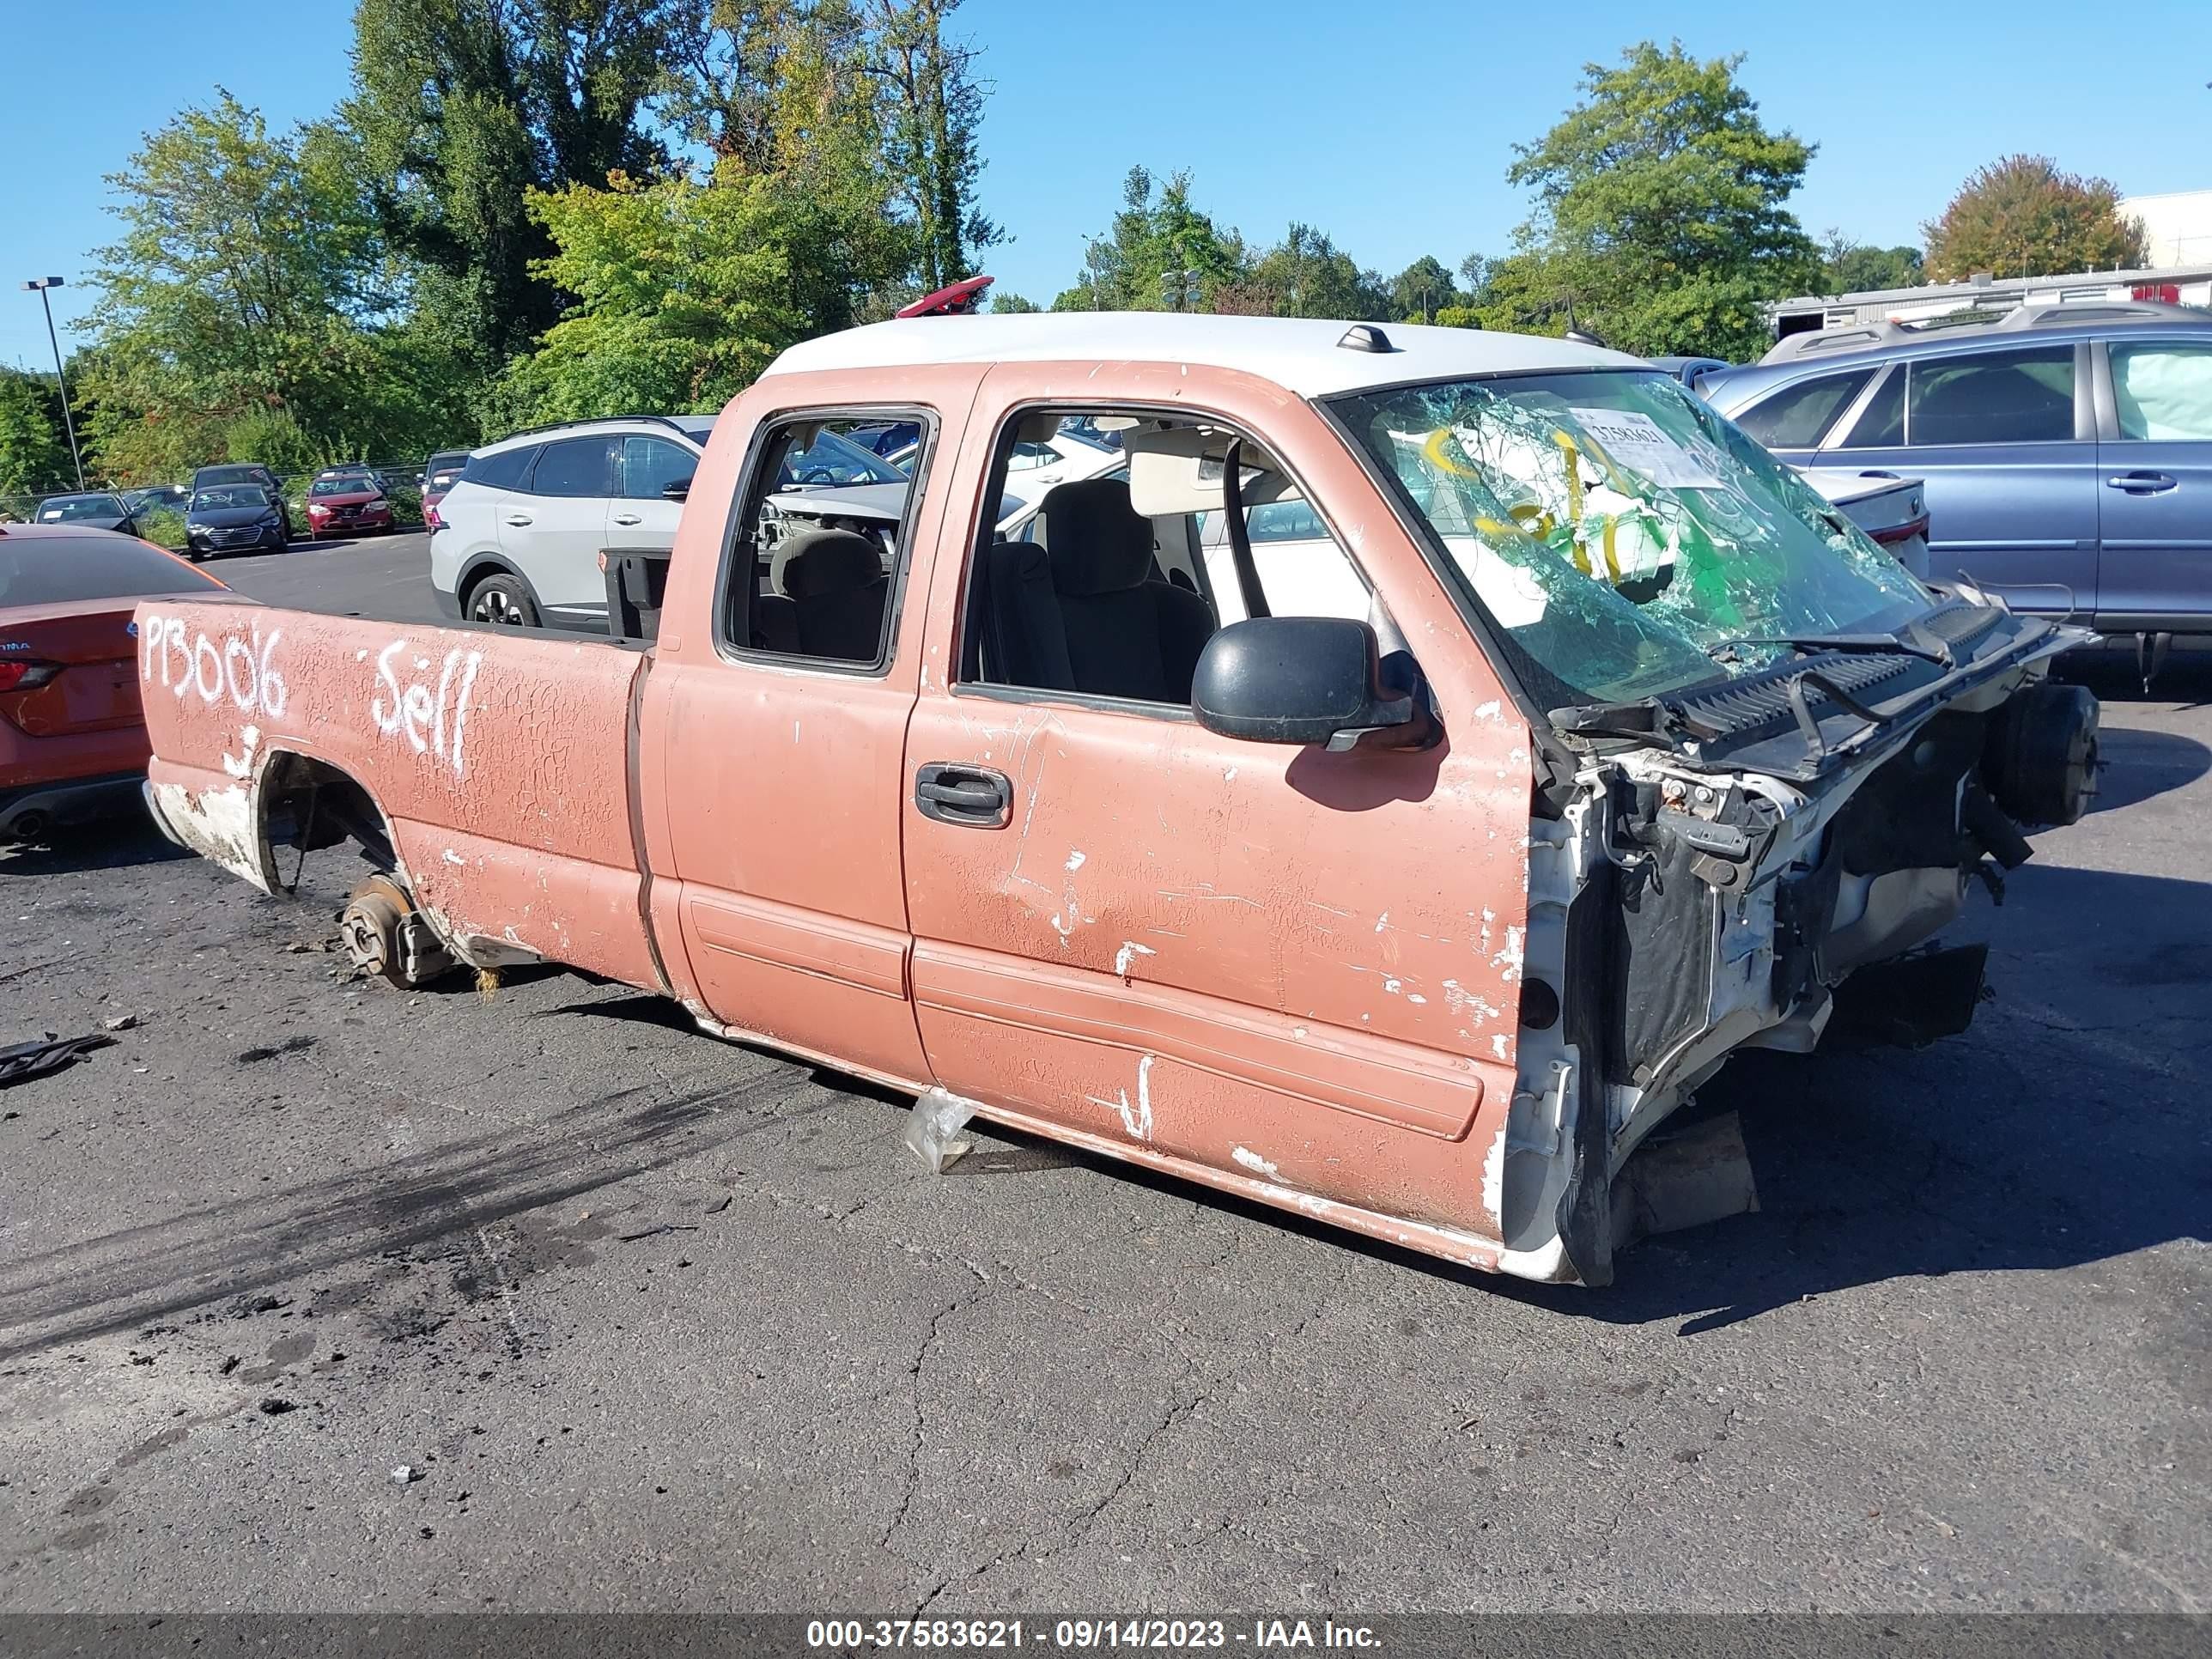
(1064, 850, 1086, 872)
(1114, 940, 1156, 976)
(1231, 1146, 1281, 1181)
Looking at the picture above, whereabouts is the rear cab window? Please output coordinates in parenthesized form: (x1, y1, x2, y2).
(714, 410, 933, 672)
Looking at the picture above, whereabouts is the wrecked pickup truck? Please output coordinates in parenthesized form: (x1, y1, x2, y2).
(135, 312, 2100, 1286)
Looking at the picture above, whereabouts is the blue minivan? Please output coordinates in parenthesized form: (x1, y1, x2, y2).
(1703, 301, 2212, 672)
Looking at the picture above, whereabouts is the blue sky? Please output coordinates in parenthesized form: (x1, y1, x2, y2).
(3, 0, 2206, 371)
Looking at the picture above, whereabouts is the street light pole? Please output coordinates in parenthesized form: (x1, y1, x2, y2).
(21, 277, 85, 491)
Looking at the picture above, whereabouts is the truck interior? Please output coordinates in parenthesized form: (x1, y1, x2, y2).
(962, 409, 1373, 707)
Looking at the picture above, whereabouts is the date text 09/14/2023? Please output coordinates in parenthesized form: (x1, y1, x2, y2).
(804, 1620, 1383, 1650)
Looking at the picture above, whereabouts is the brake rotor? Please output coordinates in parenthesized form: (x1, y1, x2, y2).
(338, 876, 412, 986)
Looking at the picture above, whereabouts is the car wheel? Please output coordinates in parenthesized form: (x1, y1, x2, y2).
(466, 573, 538, 629)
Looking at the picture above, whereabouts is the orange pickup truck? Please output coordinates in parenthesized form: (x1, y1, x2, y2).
(136, 313, 2100, 1286)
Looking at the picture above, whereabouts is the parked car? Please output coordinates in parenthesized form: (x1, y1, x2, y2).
(0, 522, 226, 842)
(304, 471, 396, 539)
(124, 483, 191, 515)
(419, 449, 472, 531)
(429, 416, 713, 629)
(190, 465, 295, 542)
(34, 492, 143, 535)
(142, 313, 2100, 1289)
(184, 483, 290, 560)
(1702, 300, 2212, 672)
(844, 419, 921, 457)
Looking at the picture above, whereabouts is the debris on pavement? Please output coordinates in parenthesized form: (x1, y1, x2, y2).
(617, 1224, 701, 1243)
(102, 1013, 139, 1032)
(258, 1397, 299, 1415)
(392, 1465, 422, 1485)
(0, 1032, 117, 1088)
(902, 1086, 980, 1173)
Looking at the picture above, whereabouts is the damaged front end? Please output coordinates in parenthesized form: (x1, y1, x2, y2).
(1510, 601, 2097, 1285)
(1327, 367, 2102, 1285)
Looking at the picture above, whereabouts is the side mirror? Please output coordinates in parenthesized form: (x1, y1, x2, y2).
(1191, 617, 1431, 751)
(661, 477, 692, 502)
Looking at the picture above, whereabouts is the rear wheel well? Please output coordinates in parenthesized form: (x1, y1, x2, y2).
(459, 558, 527, 610)
(259, 752, 398, 890)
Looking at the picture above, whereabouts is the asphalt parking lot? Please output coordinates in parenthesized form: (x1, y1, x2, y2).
(0, 533, 2206, 1613)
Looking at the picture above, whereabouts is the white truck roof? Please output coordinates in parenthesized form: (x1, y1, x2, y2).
(763, 312, 1641, 400)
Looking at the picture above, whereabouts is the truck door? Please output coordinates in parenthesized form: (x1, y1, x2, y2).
(2095, 337, 2212, 633)
(898, 367, 1533, 1251)
(637, 395, 968, 1091)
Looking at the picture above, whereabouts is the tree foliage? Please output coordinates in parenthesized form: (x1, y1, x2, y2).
(1818, 234, 1923, 295)
(1050, 168, 1248, 312)
(1387, 255, 1462, 323)
(79, 93, 467, 481)
(498, 159, 913, 421)
(347, 0, 685, 371)
(1497, 40, 1820, 358)
(1923, 155, 2147, 282)
(0, 371, 72, 499)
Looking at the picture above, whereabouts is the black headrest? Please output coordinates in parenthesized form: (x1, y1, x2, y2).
(1042, 478, 1152, 597)
(779, 528, 884, 599)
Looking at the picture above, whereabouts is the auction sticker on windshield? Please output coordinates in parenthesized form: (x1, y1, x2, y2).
(1569, 407, 1723, 489)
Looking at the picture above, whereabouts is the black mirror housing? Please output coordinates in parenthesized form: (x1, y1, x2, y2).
(1191, 617, 1429, 751)
(661, 477, 692, 502)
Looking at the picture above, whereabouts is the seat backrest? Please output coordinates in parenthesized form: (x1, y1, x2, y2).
(1041, 478, 1214, 702)
(981, 537, 1076, 690)
(777, 528, 889, 662)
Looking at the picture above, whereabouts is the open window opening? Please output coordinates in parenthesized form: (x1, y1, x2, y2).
(956, 407, 1376, 711)
(717, 411, 933, 671)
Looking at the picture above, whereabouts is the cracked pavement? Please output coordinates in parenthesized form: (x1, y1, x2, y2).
(0, 537, 2205, 1611)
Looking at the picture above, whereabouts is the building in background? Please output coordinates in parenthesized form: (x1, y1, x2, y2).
(1763, 186, 2212, 342)
(2120, 190, 2212, 268)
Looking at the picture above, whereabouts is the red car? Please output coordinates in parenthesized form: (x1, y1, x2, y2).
(419, 449, 471, 532)
(1, 523, 228, 843)
(304, 471, 395, 539)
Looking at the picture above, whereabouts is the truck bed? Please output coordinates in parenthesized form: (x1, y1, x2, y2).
(136, 597, 662, 992)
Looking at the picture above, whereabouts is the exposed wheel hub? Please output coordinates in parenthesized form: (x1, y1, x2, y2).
(338, 875, 453, 988)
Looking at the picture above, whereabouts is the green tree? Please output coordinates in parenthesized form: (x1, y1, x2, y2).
(1500, 40, 1820, 357)
(80, 94, 443, 479)
(1050, 167, 1249, 312)
(498, 158, 913, 422)
(863, 0, 1000, 291)
(347, 0, 688, 372)
(1240, 223, 1389, 320)
(0, 370, 71, 499)
(1388, 254, 1460, 322)
(1817, 232, 1923, 294)
(1923, 155, 2148, 282)
(989, 290, 1041, 313)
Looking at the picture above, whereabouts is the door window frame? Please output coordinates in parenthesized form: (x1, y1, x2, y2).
(2089, 334, 2212, 442)
(708, 402, 940, 679)
(950, 398, 1374, 722)
(1900, 340, 2094, 447)
(1734, 367, 1879, 451)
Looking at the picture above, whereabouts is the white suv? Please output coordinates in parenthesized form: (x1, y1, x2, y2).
(430, 416, 712, 629)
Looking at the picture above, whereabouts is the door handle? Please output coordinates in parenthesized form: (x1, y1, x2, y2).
(612, 511, 642, 526)
(504, 512, 534, 526)
(2105, 472, 2177, 494)
(915, 763, 1012, 828)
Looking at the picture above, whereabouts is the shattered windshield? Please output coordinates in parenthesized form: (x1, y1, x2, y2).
(1331, 371, 1934, 707)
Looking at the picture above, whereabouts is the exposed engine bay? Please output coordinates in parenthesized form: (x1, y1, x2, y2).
(1502, 600, 2099, 1286)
